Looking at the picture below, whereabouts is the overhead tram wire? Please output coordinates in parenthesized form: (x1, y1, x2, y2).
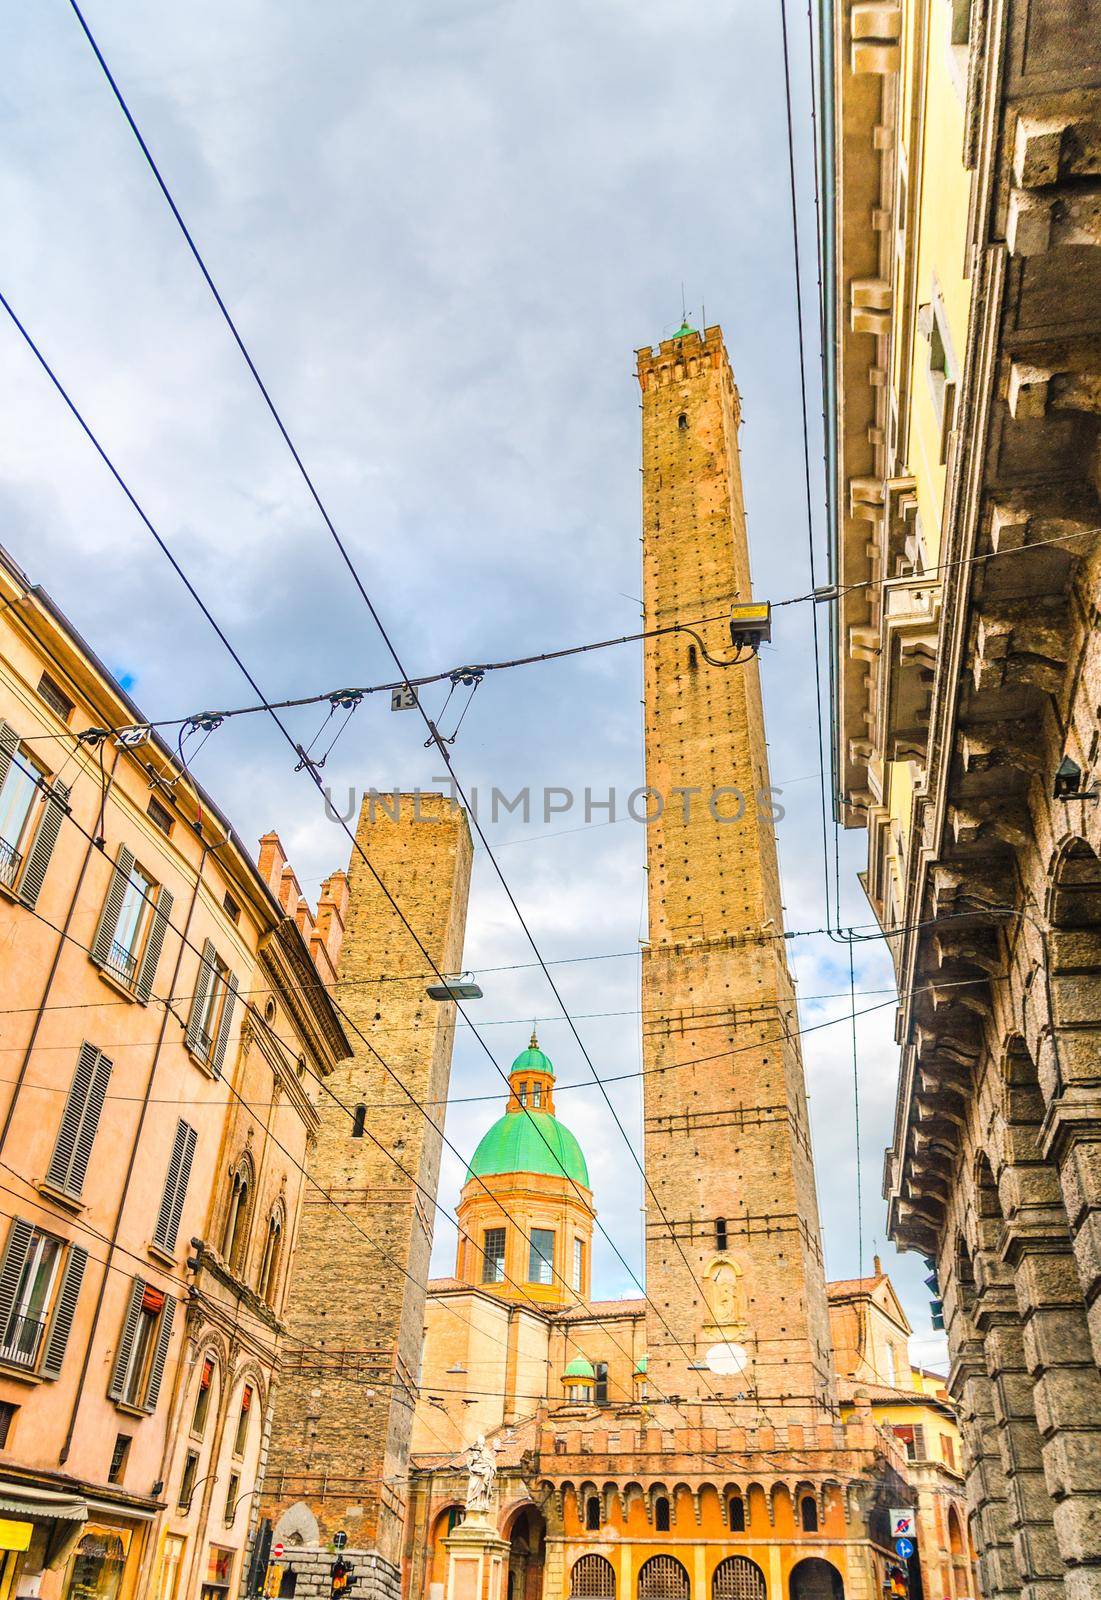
(0, 299, 772, 1441)
(778, 0, 843, 944)
(57, 9, 830, 1423)
(0, 752, 689, 1422)
(3, 517, 1098, 758)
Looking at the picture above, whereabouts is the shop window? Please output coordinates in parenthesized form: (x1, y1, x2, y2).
(201, 1546, 235, 1600)
(107, 1434, 131, 1485)
(63, 1529, 127, 1600)
(179, 1451, 199, 1511)
(728, 1496, 746, 1532)
(233, 1386, 252, 1457)
(655, 1496, 671, 1532)
(482, 1228, 506, 1284)
(156, 1535, 186, 1600)
(585, 1496, 601, 1531)
(800, 1497, 819, 1533)
(192, 1357, 215, 1436)
(594, 1361, 609, 1404)
(528, 1228, 555, 1286)
(0, 1401, 16, 1447)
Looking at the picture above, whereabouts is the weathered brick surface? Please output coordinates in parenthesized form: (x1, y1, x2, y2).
(263, 794, 472, 1567)
(636, 328, 835, 1417)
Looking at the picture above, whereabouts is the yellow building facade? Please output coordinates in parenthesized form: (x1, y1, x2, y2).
(824, 0, 1101, 1596)
(0, 543, 351, 1600)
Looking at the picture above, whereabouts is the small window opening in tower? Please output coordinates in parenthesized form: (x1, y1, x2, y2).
(655, 1496, 671, 1532)
(677, 413, 688, 429)
(729, 1497, 746, 1532)
(800, 1497, 819, 1533)
(687, 644, 697, 670)
(586, 1497, 601, 1531)
(352, 1105, 366, 1138)
(715, 1217, 728, 1251)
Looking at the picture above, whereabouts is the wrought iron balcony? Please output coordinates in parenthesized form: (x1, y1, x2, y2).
(0, 1311, 46, 1369)
(105, 940, 138, 984)
(0, 837, 22, 890)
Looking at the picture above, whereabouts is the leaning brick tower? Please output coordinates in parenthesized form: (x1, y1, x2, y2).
(637, 324, 836, 1420)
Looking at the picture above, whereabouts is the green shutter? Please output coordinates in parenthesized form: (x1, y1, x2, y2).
(0, 723, 18, 799)
(46, 1042, 99, 1192)
(0, 1217, 33, 1344)
(143, 1294, 176, 1414)
(67, 1049, 112, 1195)
(18, 779, 70, 909)
(211, 974, 239, 1078)
(108, 1277, 145, 1401)
(40, 1244, 88, 1378)
(91, 845, 134, 969)
(135, 886, 173, 1004)
(185, 940, 217, 1056)
(153, 1120, 196, 1253)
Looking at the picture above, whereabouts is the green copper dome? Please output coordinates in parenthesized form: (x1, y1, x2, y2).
(510, 1040, 554, 1078)
(563, 1357, 596, 1380)
(466, 1108, 589, 1187)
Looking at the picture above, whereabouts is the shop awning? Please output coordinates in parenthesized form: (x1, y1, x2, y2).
(0, 1483, 88, 1571)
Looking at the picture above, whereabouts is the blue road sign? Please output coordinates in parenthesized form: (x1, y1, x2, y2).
(895, 1539, 915, 1561)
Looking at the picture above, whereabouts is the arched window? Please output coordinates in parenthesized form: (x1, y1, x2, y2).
(728, 1496, 746, 1533)
(800, 1496, 819, 1532)
(713, 1558, 766, 1600)
(789, 1559, 843, 1600)
(655, 1496, 671, 1532)
(570, 1556, 614, 1598)
(258, 1203, 285, 1305)
(585, 1496, 601, 1531)
(221, 1155, 253, 1273)
(191, 1353, 216, 1438)
(639, 1556, 689, 1600)
(352, 1105, 366, 1138)
(715, 1217, 728, 1251)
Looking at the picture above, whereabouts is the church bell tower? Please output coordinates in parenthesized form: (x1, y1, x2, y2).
(636, 324, 835, 1419)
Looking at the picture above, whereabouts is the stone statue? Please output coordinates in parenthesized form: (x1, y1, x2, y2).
(465, 1434, 496, 1513)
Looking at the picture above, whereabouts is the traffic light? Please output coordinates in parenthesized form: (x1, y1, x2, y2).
(331, 1559, 354, 1598)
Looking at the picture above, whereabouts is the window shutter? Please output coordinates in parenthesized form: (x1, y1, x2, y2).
(108, 1277, 145, 1401)
(0, 723, 18, 795)
(40, 1244, 88, 1379)
(153, 1120, 196, 1253)
(91, 845, 135, 969)
(46, 1042, 99, 1192)
(143, 1294, 176, 1414)
(68, 1051, 112, 1194)
(211, 974, 239, 1078)
(0, 1217, 34, 1338)
(135, 886, 173, 1004)
(186, 940, 217, 1056)
(18, 779, 70, 909)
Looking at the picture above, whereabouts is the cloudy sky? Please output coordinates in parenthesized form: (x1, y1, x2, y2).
(1, 1, 943, 1369)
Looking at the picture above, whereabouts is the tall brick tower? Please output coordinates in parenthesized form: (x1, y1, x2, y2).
(637, 325, 835, 1420)
(263, 794, 472, 1594)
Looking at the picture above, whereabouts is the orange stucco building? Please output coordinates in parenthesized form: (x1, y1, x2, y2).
(0, 543, 351, 1600)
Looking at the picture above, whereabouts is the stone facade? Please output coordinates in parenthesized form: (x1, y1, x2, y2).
(824, 0, 1101, 1596)
(262, 794, 473, 1573)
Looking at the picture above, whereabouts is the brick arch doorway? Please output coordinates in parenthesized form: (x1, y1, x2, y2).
(506, 1504, 546, 1600)
(789, 1558, 843, 1600)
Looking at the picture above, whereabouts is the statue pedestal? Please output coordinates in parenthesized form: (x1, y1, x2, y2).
(445, 1512, 510, 1600)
